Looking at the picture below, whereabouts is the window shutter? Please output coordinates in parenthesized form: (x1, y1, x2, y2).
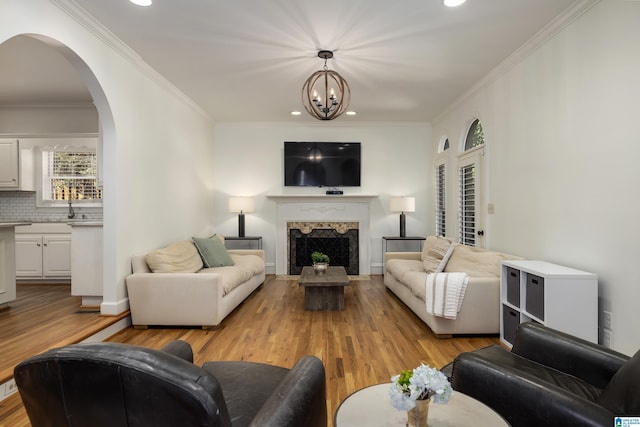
(459, 163, 476, 246)
(436, 163, 446, 237)
(43, 151, 101, 202)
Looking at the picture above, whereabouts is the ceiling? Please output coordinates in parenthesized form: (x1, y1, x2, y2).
(0, 0, 580, 123)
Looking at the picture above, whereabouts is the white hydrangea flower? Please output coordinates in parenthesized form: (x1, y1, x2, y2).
(389, 363, 453, 410)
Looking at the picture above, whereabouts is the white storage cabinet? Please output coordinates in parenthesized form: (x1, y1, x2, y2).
(500, 260, 598, 347)
(15, 224, 71, 280)
(70, 222, 103, 308)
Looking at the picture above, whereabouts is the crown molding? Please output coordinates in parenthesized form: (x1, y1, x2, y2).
(434, 0, 601, 124)
(49, 0, 212, 121)
(0, 102, 96, 109)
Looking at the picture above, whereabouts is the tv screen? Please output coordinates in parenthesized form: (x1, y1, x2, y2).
(284, 141, 361, 187)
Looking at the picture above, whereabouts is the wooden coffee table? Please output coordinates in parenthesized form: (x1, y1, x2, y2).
(334, 383, 510, 426)
(298, 266, 350, 311)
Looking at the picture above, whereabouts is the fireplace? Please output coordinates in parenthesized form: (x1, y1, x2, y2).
(268, 194, 377, 275)
(288, 222, 359, 275)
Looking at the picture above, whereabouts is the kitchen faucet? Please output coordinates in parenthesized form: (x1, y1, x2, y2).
(68, 198, 76, 219)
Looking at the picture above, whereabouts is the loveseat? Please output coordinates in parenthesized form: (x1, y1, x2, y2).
(126, 235, 265, 329)
(384, 236, 520, 337)
(451, 322, 639, 426)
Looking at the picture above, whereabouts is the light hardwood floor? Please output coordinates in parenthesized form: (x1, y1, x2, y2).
(0, 275, 500, 426)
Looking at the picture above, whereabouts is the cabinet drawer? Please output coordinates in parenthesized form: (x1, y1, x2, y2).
(502, 305, 520, 346)
(505, 267, 520, 307)
(525, 274, 545, 321)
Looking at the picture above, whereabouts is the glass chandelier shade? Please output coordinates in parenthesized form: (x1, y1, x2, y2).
(301, 50, 351, 121)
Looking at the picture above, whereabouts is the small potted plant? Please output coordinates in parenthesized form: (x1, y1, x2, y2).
(311, 251, 330, 274)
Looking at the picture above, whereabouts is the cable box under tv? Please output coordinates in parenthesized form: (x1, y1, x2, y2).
(326, 190, 343, 195)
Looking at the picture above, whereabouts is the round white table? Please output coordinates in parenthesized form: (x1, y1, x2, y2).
(334, 383, 510, 426)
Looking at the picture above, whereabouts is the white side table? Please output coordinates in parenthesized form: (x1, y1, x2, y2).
(334, 383, 510, 427)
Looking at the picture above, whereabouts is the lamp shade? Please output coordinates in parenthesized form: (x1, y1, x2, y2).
(390, 197, 415, 213)
(228, 197, 255, 213)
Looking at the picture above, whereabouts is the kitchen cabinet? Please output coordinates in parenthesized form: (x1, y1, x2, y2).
(0, 224, 21, 307)
(70, 222, 103, 308)
(15, 224, 71, 280)
(0, 139, 19, 189)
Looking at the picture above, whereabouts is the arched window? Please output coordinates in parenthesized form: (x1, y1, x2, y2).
(464, 119, 484, 151)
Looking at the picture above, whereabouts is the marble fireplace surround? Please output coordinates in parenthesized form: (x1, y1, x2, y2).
(267, 195, 378, 275)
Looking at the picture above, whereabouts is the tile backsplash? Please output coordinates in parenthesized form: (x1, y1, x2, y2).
(0, 192, 103, 222)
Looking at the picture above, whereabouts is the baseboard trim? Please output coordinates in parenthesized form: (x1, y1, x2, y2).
(100, 297, 129, 315)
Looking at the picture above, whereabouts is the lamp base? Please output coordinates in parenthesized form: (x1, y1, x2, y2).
(238, 213, 245, 238)
(399, 213, 406, 238)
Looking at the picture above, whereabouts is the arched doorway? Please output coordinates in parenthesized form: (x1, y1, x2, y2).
(0, 34, 115, 311)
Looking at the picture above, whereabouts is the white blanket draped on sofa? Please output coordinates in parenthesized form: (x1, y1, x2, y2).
(425, 272, 470, 319)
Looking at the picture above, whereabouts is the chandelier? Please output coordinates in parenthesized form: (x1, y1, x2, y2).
(301, 50, 351, 121)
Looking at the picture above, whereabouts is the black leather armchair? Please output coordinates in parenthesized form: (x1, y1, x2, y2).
(14, 340, 327, 427)
(451, 322, 639, 427)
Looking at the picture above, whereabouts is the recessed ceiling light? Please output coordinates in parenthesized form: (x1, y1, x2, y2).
(130, 0, 152, 6)
(290, 111, 302, 116)
(346, 111, 357, 116)
(443, 0, 466, 7)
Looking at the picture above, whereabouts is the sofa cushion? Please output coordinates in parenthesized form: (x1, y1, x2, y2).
(200, 254, 265, 295)
(444, 244, 506, 278)
(145, 240, 203, 273)
(597, 349, 640, 414)
(386, 258, 425, 283)
(403, 270, 429, 301)
(421, 236, 455, 273)
(193, 236, 235, 268)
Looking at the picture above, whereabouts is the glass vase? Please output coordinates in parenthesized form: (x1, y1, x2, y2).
(406, 398, 430, 427)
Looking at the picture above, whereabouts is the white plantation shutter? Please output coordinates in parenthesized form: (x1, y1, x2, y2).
(42, 150, 101, 202)
(436, 162, 446, 237)
(458, 163, 476, 246)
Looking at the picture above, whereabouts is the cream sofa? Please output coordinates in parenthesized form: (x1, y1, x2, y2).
(384, 236, 520, 337)
(126, 238, 265, 329)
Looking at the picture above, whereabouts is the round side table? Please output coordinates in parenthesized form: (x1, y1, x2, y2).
(334, 383, 510, 426)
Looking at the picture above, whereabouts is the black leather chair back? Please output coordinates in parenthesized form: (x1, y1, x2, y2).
(14, 342, 232, 427)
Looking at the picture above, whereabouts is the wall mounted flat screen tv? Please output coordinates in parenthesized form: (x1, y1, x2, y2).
(284, 141, 361, 187)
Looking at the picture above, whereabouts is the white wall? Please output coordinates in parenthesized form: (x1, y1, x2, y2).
(0, 105, 98, 134)
(432, 1, 640, 355)
(212, 122, 432, 273)
(0, 0, 216, 313)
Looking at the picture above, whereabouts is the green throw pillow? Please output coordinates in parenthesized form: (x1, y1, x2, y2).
(192, 236, 235, 268)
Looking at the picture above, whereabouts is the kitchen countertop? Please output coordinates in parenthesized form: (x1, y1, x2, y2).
(68, 222, 103, 227)
(0, 222, 32, 228)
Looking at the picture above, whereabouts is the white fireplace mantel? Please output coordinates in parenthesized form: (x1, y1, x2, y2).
(267, 194, 379, 275)
(266, 194, 379, 203)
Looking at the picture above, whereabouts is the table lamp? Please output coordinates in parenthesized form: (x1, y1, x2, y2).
(229, 197, 255, 237)
(390, 196, 415, 237)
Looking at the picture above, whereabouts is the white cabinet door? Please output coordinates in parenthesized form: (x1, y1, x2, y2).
(43, 234, 72, 277)
(15, 235, 44, 277)
(0, 228, 17, 305)
(0, 139, 19, 188)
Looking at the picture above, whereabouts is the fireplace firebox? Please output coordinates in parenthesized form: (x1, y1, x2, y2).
(288, 224, 359, 275)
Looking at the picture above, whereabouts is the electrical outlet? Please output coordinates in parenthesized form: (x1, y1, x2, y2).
(603, 311, 612, 330)
(4, 379, 18, 397)
(602, 329, 612, 348)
